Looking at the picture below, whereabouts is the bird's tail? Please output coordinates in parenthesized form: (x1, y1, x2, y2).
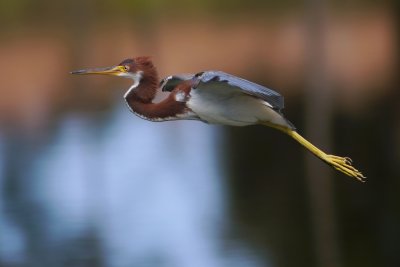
(262, 122, 366, 182)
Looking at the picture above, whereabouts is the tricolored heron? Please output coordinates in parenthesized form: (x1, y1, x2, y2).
(71, 56, 365, 181)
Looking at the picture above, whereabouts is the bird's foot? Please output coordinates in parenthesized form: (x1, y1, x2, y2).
(325, 155, 366, 182)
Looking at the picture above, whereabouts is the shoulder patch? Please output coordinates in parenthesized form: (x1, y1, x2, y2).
(174, 90, 188, 102)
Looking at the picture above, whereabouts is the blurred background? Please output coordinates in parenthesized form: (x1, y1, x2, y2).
(0, 0, 398, 267)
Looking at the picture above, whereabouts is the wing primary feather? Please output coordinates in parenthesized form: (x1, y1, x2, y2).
(195, 71, 284, 110)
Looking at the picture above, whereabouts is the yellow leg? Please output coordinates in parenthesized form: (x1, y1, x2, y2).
(262, 123, 366, 182)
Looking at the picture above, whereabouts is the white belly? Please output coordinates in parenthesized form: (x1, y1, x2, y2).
(187, 88, 289, 127)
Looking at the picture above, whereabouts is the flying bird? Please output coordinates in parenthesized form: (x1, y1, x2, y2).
(71, 56, 365, 181)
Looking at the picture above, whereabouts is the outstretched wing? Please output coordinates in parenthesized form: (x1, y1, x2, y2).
(194, 71, 284, 111)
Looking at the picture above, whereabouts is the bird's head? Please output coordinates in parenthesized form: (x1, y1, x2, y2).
(71, 56, 156, 89)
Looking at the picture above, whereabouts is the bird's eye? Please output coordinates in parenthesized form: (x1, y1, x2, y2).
(123, 65, 130, 71)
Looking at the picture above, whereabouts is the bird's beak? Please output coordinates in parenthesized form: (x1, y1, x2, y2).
(70, 65, 126, 76)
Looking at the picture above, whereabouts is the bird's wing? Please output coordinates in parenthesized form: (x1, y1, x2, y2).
(194, 71, 284, 110)
(160, 74, 195, 92)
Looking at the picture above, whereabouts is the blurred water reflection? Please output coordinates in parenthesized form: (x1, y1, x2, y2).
(0, 103, 264, 267)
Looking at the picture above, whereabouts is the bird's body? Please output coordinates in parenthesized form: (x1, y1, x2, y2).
(188, 86, 283, 126)
(72, 56, 365, 181)
(184, 71, 291, 127)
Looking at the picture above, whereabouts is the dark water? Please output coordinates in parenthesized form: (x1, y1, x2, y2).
(0, 104, 265, 267)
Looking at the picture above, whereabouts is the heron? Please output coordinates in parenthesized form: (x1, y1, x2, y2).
(71, 56, 365, 181)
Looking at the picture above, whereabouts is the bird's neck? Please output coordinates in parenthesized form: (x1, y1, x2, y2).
(124, 70, 193, 122)
(129, 71, 159, 104)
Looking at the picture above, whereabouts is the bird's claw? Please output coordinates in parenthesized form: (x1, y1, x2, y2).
(325, 155, 366, 182)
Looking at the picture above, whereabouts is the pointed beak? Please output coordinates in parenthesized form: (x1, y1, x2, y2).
(70, 65, 126, 76)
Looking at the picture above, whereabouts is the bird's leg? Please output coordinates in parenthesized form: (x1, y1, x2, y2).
(262, 123, 366, 182)
(287, 131, 366, 181)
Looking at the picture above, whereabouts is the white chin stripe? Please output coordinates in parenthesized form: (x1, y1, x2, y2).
(122, 71, 143, 98)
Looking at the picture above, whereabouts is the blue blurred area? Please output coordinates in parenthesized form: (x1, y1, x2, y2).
(0, 101, 265, 267)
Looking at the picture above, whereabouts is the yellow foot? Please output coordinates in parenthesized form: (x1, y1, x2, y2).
(324, 155, 366, 182)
